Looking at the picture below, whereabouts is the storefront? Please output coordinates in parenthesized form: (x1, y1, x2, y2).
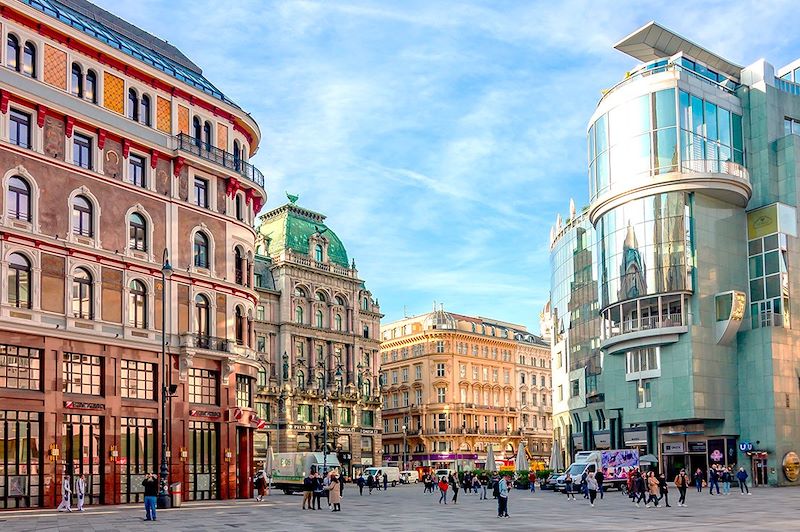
(660, 427, 738, 479)
(62, 414, 104, 506)
(0, 410, 43, 509)
(119, 417, 156, 503)
(187, 421, 219, 501)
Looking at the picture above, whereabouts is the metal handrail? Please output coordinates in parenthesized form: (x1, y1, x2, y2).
(193, 333, 230, 352)
(173, 133, 264, 188)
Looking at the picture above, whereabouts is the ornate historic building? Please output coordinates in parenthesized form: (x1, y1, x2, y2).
(252, 196, 382, 478)
(0, 0, 266, 508)
(380, 308, 551, 471)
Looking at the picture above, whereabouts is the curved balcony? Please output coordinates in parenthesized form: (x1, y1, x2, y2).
(600, 292, 689, 354)
(172, 133, 265, 189)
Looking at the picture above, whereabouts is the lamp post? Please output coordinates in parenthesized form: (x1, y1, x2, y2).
(158, 248, 173, 509)
(316, 358, 329, 476)
(402, 425, 407, 470)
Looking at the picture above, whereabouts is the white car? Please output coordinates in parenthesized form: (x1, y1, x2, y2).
(400, 470, 419, 484)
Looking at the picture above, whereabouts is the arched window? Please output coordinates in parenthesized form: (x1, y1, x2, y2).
(7, 176, 31, 221)
(129, 212, 147, 251)
(235, 306, 245, 345)
(315, 291, 326, 303)
(295, 305, 304, 324)
(315, 310, 323, 328)
(85, 70, 97, 103)
(6, 35, 20, 71)
(192, 117, 202, 145)
(22, 42, 35, 78)
(129, 279, 147, 328)
(127, 89, 139, 121)
(294, 286, 306, 298)
(203, 121, 212, 147)
(8, 252, 31, 308)
(362, 297, 369, 311)
(141, 94, 151, 126)
(195, 294, 210, 337)
(235, 194, 243, 221)
(297, 370, 305, 390)
(315, 244, 323, 263)
(234, 247, 244, 284)
(72, 195, 93, 237)
(335, 296, 345, 306)
(335, 313, 343, 332)
(71, 63, 83, 98)
(72, 267, 93, 319)
(233, 140, 241, 170)
(193, 232, 209, 268)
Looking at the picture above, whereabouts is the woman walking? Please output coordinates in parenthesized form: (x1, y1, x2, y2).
(674, 469, 690, 507)
(564, 473, 576, 500)
(57, 472, 72, 512)
(586, 473, 598, 507)
(75, 474, 86, 512)
(646, 471, 660, 507)
(693, 468, 704, 493)
(450, 474, 460, 504)
(255, 471, 267, 502)
(326, 472, 342, 512)
(438, 476, 449, 504)
(658, 473, 670, 507)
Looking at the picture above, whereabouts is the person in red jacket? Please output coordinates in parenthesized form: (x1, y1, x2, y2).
(438, 477, 449, 504)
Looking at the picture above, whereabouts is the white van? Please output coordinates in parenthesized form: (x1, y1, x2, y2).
(363, 466, 401, 487)
(400, 470, 419, 484)
(435, 468, 455, 479)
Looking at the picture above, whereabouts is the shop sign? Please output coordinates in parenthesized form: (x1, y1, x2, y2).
(64, 401, 105, 411)
(338, 452, 352, 461)
(782, 451, 800, 482)
(663, 442, 685, 454)
(189, 410, 221, 419)
(739, 441, 754, 452)
(361, 458, 373, 465)
(688, 441, 707, 453)
(361, 429, 378, 435)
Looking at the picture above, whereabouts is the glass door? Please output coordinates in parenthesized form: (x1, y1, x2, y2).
(120, 418, 156, 503)
(0, 411, 43, 508)
(62, 414, 103, 505)
(188, 421, 218, 500)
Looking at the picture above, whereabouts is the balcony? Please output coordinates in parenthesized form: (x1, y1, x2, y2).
(172, 133, 265, 189)
(184, 333, 230, 353)
(601, 293, 689, 354)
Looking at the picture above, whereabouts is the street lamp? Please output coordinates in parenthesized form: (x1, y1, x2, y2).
(316, 358, 330, 476)
(402, 425, 407, 470)
(158, 248, 173, 509)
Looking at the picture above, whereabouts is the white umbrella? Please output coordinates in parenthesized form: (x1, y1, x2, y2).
(485, 444, 496, 472)
(516, 443, 529, 472)
(265, 446, 275, 494)
(550, 440, 563, 471)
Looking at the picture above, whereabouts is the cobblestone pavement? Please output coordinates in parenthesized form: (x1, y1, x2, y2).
(1, 484, 798, 531)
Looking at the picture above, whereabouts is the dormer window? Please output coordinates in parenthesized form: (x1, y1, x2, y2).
(315, 244, 323, 262)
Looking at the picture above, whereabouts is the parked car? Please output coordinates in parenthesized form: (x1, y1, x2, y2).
(363, 466, 401, 487)
(542, 470, 563, 491)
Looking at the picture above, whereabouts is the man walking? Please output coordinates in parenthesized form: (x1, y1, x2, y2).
(736, 467, 750, 494)
(693, 468, 704, 493)
(57, 471, 72, 512)
(75, 474, 86, 512)
(674, 468, 690, 507)
(595, 469, 605, 500)
(721, 467, 732, 495)
(708, 466, 720, 495)
(356, 473, 365, 496)
(142, 472, 158, 521)
(302, 471, 314, 510)
(383, 471, 388, 491)
(497, 475, 510, 518)
(580, 471, 588, 498)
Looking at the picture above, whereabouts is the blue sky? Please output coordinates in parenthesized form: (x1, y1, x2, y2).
(97, 0, 798, 332)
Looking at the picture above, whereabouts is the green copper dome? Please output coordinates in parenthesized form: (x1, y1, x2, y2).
(258, 201, 350, 269)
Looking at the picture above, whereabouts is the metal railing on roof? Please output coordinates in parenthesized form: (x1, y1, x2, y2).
(173, 133, 264, 188)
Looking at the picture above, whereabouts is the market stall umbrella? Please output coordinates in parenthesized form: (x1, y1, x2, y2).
(486, 444, 496, 472)
(550, 440, 563, 471)
(265, 446, 275, 494)
(516, 443, 529, 471)
(639, 453, 659, 465)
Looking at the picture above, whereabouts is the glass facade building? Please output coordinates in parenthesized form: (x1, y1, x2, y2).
(548, 22, 800, 486)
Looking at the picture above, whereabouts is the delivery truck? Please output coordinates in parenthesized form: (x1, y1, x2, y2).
(555, 449, 639, 492)
(271, 452, 341, 494)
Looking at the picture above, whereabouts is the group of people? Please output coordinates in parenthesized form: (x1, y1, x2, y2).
(562, 469, 607, 507)
(301, 469, 343, 512)
(354, 471, 388, 495)
(420, 471, 512, 518)
(692, 465, 750, 495)
(624, 469, 671, 508)
(56, 472, 88, 513)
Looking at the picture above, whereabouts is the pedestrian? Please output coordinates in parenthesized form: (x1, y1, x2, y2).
(302, 471, 314, 510)
(658, 472, 671, 507)
(438, 476, 449, 504)
(57, 472, 72, 512)
(564, 472, 576, 500)
(450, 473, 459, 504)
(646, 471, 660, 507)
(141, 472, 158, 521)
(480, 473, 488, 499)
(367, 473, 375, 495)
(674, 468, 690, 507)
(595, 469, 605, 500)
(313, 471, 324, 509)
(497, 475, 510, 518)
(634, 471, 647, 506)
(323, 471, 332, 508)
(473, 474, 482, 497)
(383, 471, 388, 491)
(736, 467, 750, 494)
(586, 473, 598, 507)
(376, 472, 383, 491)
(580, 471, 588, 498)
(255, 471, 267, 502)
(693, 468, 704, 493)
(721, 466, 731, 495)
(76, 474, 86, 512)
(708, 466, 720, 495)
(326, 472, 342, 512)
(356, 473, 365, 496)
(491, 473, 500, 499)
(529, 471, 536, 493)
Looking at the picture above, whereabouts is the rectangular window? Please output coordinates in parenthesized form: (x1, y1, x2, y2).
(570, 379, 580, 397)
(257, 336, 266, 353)
(255, 401, 270, 421)
(637, 379, 653, 408)
(459, 363, 466, 378)
(521, 391, 527, 406)
(473, 367, 478, 380)
(392, 393, 398, 408)
(393, 418, 399, 433)
(415, 389, 422, 405)
(437, 387, 446, 403)
(236, 375, 253, 408)
(194, 178, 208, 208)
(128, 154, 146, 187)
(256, 306, 265, 321)
(73, 133, 92, 169)
(188, 368, 218, 405)
(0, 344, 41, 390)
(435, 341, 444, 353)
(62, 352, 102, 395)
(402, 391, 409, 406)
(338, 407, 352, 425)
(297, 404, 312, 423)
(625, 347, 661, 380)
(557, 385, 562, 402)
(436, 363, 445, 377)
(361, 410, 374, 427)
(120, 359, 154, 400)
(391, 370, 398, 384)
(401, 367, 408, 382)
(9, 109, 31, 149)
(492, 369, 498, 382)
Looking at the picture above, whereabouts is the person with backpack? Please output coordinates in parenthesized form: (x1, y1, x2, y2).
(473, 474, 482, 497)
(438, 476, 449, 504)
(634, 471, 647, 506)
(254, 471, 267, 502)
(736, 467, 750, 494)
(491, 474, 500, 499)
(674, 468, 690, 507)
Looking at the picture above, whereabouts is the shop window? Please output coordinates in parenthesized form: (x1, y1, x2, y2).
(120, 360, 155, 400)
(0, 344, 41, 390)
(62, 353, 102, 395)
(188, 368, 218, 405)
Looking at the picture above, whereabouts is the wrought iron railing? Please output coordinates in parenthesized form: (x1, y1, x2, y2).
(173, 133, 264, 188)
(193, 334, 230, 352)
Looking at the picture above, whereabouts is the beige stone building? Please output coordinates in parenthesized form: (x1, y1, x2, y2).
(251, 197, 382, 478)
(380, 308, 552, 472)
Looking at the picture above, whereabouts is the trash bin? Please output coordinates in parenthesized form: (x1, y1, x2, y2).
(170, 482, 182, 508)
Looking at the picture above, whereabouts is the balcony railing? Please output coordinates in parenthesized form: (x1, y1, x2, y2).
(620, 312, 684, 334)
(192, 334, 230, 352)
(681, 159, 748, 180)
(173, 133, 264, 189)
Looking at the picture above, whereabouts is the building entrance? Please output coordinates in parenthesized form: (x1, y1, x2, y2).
(120, 417, 156, 503)
(0, 411, 43, 508)
(62, 414, 103, 505)
(188, 421, 219, 500)
(753, 456, 769, 486)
